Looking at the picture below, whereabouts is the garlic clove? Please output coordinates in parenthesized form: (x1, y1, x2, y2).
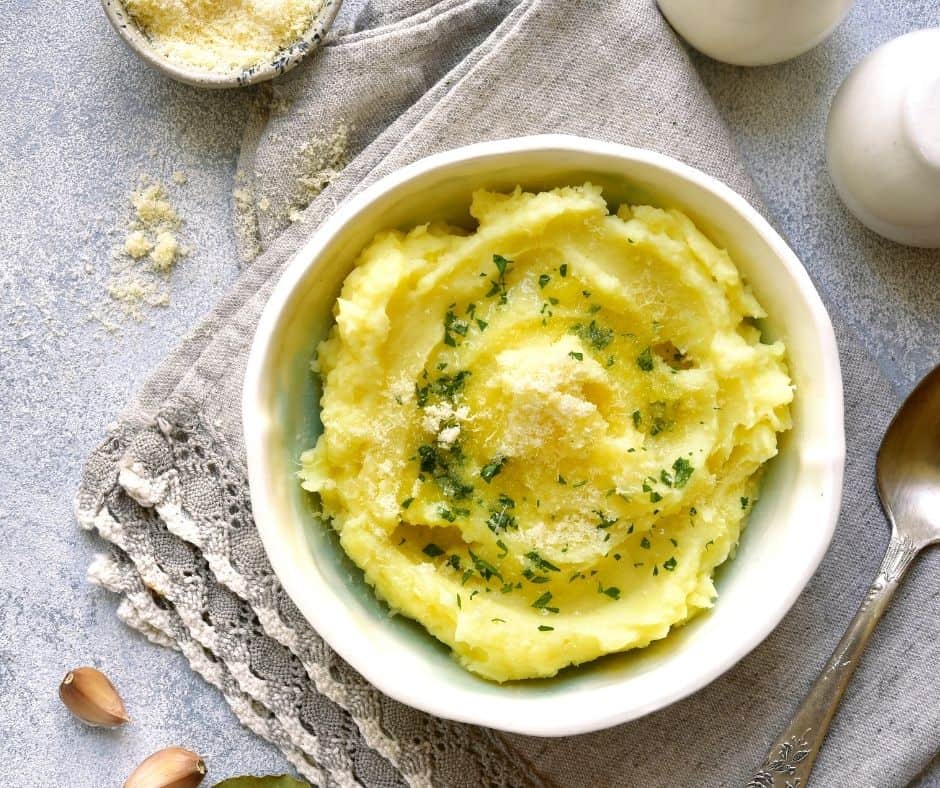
(59, 666, 130, 728)
(124, 747, 207, 788)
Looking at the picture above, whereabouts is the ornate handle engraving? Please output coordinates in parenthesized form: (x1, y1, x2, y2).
(746, 532, 920, 786)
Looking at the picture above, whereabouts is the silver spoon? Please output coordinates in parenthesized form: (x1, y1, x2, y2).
(748, 364, 940, 787)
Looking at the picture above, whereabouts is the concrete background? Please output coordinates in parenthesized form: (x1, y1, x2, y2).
(0, 0, 937, 785)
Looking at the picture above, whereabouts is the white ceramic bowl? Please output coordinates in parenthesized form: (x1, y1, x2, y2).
(101, 0, 342, 88)
(243, 135, 845, 736)
(656, 0, 854, 66)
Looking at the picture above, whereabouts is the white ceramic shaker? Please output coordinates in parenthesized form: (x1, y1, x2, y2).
(826, 28, 940, 248)
(656, 0, 855, 66)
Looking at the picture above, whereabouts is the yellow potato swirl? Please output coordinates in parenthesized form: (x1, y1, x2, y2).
(300, 183, 792, 681)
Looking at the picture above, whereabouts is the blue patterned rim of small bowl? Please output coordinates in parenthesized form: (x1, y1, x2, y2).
(100, 0, 343, 89)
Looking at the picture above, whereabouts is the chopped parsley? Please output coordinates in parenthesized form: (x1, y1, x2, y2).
(648, 400, 672, 436)
(531, 591, 559, 613)
(538, 274, 551, 289)
(468, 549, 503, 582)
(594, 510, 618, 529)
(491, 617, 506, 623)
(571, 320, 613, 350)
(443, 310, 469, 347)
(632, 410, 642, 428)
(416, 443, 474, 500)
(480, 455, 508, 483)
(640, 536, 651, 550)
(401, 497, 414, 509)
(525, 551, 560, 572)
(568, 351, 584, 361)
(446, 554, 462, 571)
(598, 582, 621, 600)
(456, 593, 462, 609)
(522, 568, 550, 584)
(741, 496, 750, 509)
(557, 474, 567, 485)
(415, 369, 471, 406)
(673, 457, 694, 488)
(649, 490, 662, 503)
(636, 347, 654, 371)
(663, 556, 678, 571)
(559, 263, 568, 277)
(496, 539, 509, 558)
(538, 625, 554, 632)
(422, 543, 445, 557)
(486, 254, 512, 304)
(486, 493, 517, 533)
(476, 318, 488, 331)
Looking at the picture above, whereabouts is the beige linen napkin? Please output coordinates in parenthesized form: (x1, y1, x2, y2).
(77, 1, 940, 785)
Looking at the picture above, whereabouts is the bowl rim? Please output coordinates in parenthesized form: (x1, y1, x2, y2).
(243, 134, 846, 736)
(100, 0, 342, 89)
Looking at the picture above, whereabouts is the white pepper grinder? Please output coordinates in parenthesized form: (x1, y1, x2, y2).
(826, 28, 940, 248)
(656, 0, 854, 66)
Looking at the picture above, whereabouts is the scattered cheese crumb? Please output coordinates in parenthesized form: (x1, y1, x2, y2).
(292, 124, 349, 212)
(97, 175, 191, 325)
(150, 230, 181, 272)
(122, 0, 326, 74)
(171, 170, 188, 185)
(131, 183, 179, 227)
(124, 230, 153, 259)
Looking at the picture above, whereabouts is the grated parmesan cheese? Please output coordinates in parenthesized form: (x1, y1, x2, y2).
(122, 0, 326, 74)
(421, 402, 470, 448)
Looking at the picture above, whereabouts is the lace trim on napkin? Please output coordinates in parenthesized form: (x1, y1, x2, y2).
(75, 403, 547, 788)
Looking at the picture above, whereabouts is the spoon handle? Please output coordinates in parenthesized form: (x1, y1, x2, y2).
(747, 532, 920, 787)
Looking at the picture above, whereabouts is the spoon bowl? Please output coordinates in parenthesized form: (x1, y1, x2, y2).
(877, 364, 940, 548)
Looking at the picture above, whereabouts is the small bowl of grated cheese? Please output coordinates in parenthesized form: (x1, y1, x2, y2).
(101, 0, 342, 88)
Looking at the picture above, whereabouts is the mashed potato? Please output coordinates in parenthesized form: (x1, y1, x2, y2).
(300, 183, 792, 681)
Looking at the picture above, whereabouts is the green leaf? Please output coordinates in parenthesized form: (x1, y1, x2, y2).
(525, 551, 560, 572)
(422, 543, 445, 557)
(532, 591, 554, 609)
(214, 777, 309, 788)
(672, 457, 694, 488)
(636, 347, 654, 371)
(480, 456, 507, 483)
(468, 549, 503, 582)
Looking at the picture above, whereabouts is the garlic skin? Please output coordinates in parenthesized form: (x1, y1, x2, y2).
(59, 667, 130, 728)
(124, 747, 207, 788)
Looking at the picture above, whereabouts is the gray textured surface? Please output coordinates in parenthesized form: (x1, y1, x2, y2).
(0, 2, 936, 788)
